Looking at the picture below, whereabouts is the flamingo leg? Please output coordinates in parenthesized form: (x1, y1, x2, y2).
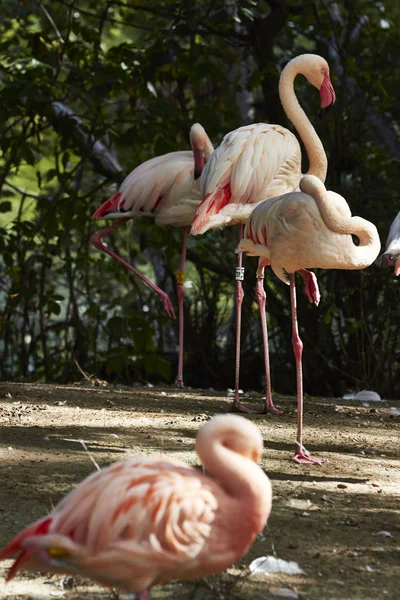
(232, 225, 253, 413)
(255, 259, 282, 415)
(92, 220, 176, 318)
(232, 226, 264, 414)
(298, 269, 320, 306)
(175, 226, 190, 388)
(289, 273, 324, 465)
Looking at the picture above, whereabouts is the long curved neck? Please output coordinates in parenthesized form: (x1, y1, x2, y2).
(195, 436, 271, 523)
(203, 135, 214, 161)
(191, 130, 214, 177)
(300, 176, 381, 268)
(279, 62, 327, 182)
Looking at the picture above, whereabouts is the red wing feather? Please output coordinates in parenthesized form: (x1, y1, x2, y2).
(0, 516, 52, 582)
(92, 192, 122, 219)
(191, 183, 231, 234)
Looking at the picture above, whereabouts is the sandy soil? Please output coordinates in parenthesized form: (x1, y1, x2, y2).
(0, 381, 399, 600)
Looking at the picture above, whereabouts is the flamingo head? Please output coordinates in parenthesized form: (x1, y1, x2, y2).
(379, 211, 400, 276)
(190, 123, 210, 179)
(293, 54, 336, 118)
(196, 414, 264, 464)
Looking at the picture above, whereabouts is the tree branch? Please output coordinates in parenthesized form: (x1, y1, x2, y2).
(32, 100, 125, 181)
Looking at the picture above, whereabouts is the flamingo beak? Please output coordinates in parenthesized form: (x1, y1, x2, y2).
(318, 74, 336, 119)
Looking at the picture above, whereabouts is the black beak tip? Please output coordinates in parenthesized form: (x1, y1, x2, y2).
(318, 103, 334, 120)
(379, 252, 395, 268)
(194, 170, 202, 181)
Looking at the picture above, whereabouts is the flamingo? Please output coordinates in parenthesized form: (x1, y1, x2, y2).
(190, 54, 336, 413)
(0, 415, 272, 599)
(237, 174, 380, 464)
(380, 211, 400, 275)
(92, 123, 214, 387)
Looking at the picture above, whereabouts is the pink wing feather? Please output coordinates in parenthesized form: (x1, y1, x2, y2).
(1, 458, 218, 592)
(191, 123, 301, 235)
(93, 151, 202, 227)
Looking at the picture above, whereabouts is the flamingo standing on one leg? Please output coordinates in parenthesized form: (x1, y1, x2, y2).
(190, 54, 335, 413)
(0, 415, 272, 598)
(380, 211, 400, 275)
(92, 124, 213, 387)
(237, 174, 380, 463)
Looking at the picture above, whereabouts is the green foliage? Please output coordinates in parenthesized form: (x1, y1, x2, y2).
(0, 0, 399, 398)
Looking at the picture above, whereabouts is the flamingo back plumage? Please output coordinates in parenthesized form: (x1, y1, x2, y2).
(93, 151, 202, 227)
(239, 184, 379, 284)
(191, 123, 301, 235)
(1, 458, 218, 591)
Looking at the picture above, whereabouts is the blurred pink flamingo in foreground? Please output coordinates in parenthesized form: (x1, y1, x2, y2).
(238, 174, 380, 463)
(190, 54, 335, 413)
(0, 415, 272, 599)
(380, 211, 400, 275)
(92, 124, 213, 387)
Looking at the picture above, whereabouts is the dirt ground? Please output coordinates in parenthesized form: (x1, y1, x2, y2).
(0, 381, 399, 600)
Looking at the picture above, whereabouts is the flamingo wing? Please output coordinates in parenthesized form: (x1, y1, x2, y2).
(191, 123, 301, 234)
(1, 458, 218, 592)
(239, 188, 362, 284)
(93, 151, 198, 220)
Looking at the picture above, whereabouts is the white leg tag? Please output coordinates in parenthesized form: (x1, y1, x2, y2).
(235, 267, 245, 281)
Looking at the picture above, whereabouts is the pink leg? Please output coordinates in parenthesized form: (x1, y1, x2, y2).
(232, 225, 255, 413)
(298, 269, 320, 306)
(289, 273, 325, 465)
(137, 590, 149, 600)
(175, 226, 189, 388)
(92, 220, 175, 318)
(255, 259, 282, 415)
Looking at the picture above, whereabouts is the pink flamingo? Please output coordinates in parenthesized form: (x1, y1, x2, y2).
(92, 124, 213, 387)
(0, 415, 272, 598)
(238, 174, 380, 463)
(190, 54, 335, 414)
(380, 211, 400, 275)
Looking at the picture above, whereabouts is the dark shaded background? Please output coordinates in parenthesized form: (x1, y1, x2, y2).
(0, 0, 399, 397)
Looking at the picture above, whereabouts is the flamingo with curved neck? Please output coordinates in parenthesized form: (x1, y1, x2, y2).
(279, 53, 333, 182)
(0, 415, 272, 599)
(190, 54, 336, 414)
(92, 123, 214, 388)
(238, 174, 380, 463)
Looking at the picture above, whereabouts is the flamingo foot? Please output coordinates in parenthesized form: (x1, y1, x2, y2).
(175, 377, 185, 389)
(264, 404, 284, 416)
(232, 400, 263, 414)
(292, 445, 325, 465)
(160, 292, 176, 319)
